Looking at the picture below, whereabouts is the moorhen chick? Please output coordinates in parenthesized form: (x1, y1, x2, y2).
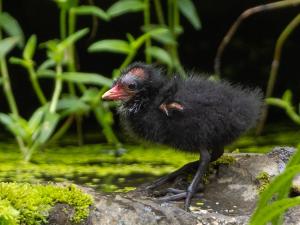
(102, 62, 263, 210)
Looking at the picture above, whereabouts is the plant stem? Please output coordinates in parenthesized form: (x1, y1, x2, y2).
(67, 8, 77, 95)
(0, 58, 19, 115)
(117, 52, 137, 77)
(68, 8, 86, 145)
(25, 141, 39, 162)
(0, 0, 28, 158)
(76, 115, 83, 146)
(28, 65, 47, 105)
(93, 105, 121, 148)
(144, 0, 152, 63)
(49, 63, 63, 113)
(167, 0, 173, 30)
(256, 13, 300, 134)
(154, 0, 165, 25)
(266, 98, 300, 125)
(167, 0, 186, 77)
(60, 8, 67, 39)
(0, 0, 2, 39)
(47, 115, 74, 145)
(214, 0, 300, 77)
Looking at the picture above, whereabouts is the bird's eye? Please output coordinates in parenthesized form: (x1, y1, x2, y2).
(128, 83, 137, 90)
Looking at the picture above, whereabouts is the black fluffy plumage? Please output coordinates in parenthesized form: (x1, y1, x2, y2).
(117, 63, 262, 151)
(102, 62, 263, 210)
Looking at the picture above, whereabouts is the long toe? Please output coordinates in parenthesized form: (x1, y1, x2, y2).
(146, 160, 199, 190)
(158, 191, 203, 202)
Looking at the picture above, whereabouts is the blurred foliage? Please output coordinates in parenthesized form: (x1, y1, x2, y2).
(250, 144, 300, 225)
(0, 0, 201, 161)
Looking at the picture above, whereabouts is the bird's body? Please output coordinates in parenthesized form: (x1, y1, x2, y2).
(119, 76, 262, 153)
(102, 62, 263, 210)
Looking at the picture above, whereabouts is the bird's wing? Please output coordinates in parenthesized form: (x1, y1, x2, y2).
(159, 102, 184, 117)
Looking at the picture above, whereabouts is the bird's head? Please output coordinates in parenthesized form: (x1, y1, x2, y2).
(102, 62, 165, 102)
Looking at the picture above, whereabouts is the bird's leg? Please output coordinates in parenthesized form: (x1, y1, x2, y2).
(210, 146, 224, 176)
(157, 149, 211, 211)
(210, 146, 224, 162)
(184, 149, 210, 210)
(146, 160, 199, 190)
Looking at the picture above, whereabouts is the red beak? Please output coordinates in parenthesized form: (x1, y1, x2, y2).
(102, 85, 129, 101)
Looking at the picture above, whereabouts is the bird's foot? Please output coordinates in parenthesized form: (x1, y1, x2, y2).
(158, 187, 204, 211)
(145, 160, 199, 190)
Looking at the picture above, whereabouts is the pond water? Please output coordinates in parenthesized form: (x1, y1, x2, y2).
(0, 124, 299, 192)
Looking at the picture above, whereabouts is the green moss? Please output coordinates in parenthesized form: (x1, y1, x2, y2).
(0, 182, 93, 225)
(256, 172, 271, 193)
(212, 155, 236, 166)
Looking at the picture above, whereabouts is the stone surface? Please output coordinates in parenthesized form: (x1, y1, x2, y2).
(48, 146, 300, 225)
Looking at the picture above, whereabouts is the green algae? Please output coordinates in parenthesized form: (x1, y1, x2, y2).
(0, 143, 197, 192)
(212, 155, 236, 166)
(0, 182, 93, 225)
(0, 124, 298, 193)
(256, 172, 271, 193)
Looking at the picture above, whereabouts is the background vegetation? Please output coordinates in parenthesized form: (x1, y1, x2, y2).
(0, 0, 300, 224)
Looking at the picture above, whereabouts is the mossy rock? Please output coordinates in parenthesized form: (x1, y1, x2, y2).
(0, 182, 93, 225)
(255, 171, 271, 193)
(212, 154, 236, 166)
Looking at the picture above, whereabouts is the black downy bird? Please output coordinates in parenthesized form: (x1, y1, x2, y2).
(102, 62, 263, 210)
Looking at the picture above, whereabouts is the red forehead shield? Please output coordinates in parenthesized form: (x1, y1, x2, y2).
(128, 67, 145, 79)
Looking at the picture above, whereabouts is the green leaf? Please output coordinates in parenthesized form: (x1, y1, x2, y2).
(57, 97, 90, 116)
(23, 35, 37, 60)
(28, 106, 46, 131)
(37, 59, 56, 72)
(88, 39, 131, 54)
(0, 37, 19, 58)
(146, 46, 173, 67)
(0, 113, 27, 139)
(54, 0, 78, 10)
(286, 146, 300, 168)
(37, 69, 56, 78)
(0, 12, 24, 47)
(81, 88, 100, 105)
(73, 6, 110, 21)
(60, 72, 113, 87)
(178, 0, 201, 30)
(282, 89, 292, 103)
(36, 112, 60, 144)
(249, 197, 300, 225)
(255, 165, 300, 211)
(9, 57, 28, 67)
(0, 77, 2, 85)
(58, 28, 89, 50)
(107, 0, 145, 18)
(142, 25, 177, 45)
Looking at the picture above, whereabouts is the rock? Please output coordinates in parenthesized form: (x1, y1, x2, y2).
(48, 146, 300, 225)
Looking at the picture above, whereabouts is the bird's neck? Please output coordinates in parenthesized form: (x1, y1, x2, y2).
(121, 89, 158, 115)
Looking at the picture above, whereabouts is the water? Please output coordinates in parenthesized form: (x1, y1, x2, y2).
(0, 124, 299, 192)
